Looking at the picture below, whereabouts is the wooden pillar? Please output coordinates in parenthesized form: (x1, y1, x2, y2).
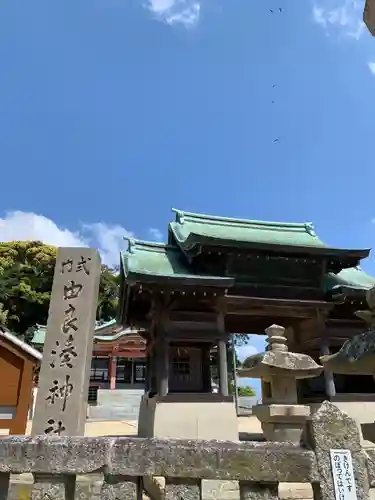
(109, 356, 117, 390)
(202, 344, 212, 392)
(218, 340, 229, 396)
(216, 308, 228, 397)
(320, 340, 336, 399)
(157, 337, 169, 397)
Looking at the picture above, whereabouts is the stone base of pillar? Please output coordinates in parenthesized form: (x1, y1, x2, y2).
(137, 394, 238, 441)
(253, 403, 311, 445)
(138, 394, 239, 500)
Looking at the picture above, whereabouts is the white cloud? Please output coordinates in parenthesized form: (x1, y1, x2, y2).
(312, 0, 365, 39)
(0, 211, 132, 268)
(368, 61, 375, 75)
(146, 0, 200, 27)
(148, 227, 163, 242)
(82, 222, 133, 269)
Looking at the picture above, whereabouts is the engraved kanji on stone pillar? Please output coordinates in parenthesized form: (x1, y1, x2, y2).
(32, 248, 101, 436)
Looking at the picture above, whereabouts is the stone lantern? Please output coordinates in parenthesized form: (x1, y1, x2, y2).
(320, 286, 375, 376)
(321, 285, 375, 442)
(240, 324, 322, 444)
(364, 0, 375, 37)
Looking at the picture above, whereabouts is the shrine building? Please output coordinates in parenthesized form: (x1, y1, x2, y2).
(118, 209, 375, 436)
(30, 320, 147, 404)
(30, 208, 375, 427)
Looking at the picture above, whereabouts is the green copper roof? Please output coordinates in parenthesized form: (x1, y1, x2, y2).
(121, 210, 369, 286)
(30, 324, 48, 345)
(325, 267, 375, 294)
(93, 331, 136, 342)
(121, 240, 233, 286)
(121, 240, 374, 294)
(169, 209, 326, 252)
(30, 321, 139, 346)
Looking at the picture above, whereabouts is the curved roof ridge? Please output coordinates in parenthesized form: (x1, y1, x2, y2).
(171, 207, 315, 231)
(123, 238, 176, 252)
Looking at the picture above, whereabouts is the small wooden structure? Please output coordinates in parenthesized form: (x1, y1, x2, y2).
(0, 326, 42, 434)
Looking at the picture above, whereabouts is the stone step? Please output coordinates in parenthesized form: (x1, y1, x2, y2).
(97, 389, 144, 406)
(88, 406, 140, 422)
(88, 388, 144, 421)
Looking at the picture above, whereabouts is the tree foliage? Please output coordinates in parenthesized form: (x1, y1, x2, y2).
(238, 385, 256, 397)
(0, 241, 120, 337)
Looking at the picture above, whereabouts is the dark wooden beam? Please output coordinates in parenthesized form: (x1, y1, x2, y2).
(224, 296, 333, 319)
(225, 295, 333, 310)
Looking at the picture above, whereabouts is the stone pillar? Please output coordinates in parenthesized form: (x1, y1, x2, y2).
(309, 401, 370, 500)
(157, 336, 169, 397)
(218, 340, 229, 397)
(320, 340, 336, 399)
(109, 356, 117, 390)
(31, 248, 101, 437)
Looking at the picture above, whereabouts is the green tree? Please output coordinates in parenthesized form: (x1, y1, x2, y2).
(0, 241, 120, 338)
(237, 385, 256, 397)
(97, 265, 120, 322)
(0, 241, 57, 334)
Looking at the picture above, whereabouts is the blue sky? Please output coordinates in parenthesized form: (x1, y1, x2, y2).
(0, 0, 374, 396)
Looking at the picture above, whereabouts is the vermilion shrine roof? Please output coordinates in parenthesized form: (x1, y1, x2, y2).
(30, 319, 142, 347)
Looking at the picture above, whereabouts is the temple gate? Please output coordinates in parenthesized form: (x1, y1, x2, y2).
(118, 209, 375, 438)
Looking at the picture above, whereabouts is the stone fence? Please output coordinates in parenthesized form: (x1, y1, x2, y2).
(0, 401, 374, 500)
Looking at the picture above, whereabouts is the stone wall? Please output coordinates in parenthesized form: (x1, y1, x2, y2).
(0, 401, 372, 500)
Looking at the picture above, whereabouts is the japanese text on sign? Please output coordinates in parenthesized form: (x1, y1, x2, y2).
(45, 374, 74, 412)
(31, 248, 100, 438)
(61, 256, 91, 275)
(330, 449, 357, 500)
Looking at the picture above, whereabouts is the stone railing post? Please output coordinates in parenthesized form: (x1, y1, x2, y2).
(308, 401, 370, 500)
(30, 248, 101, 500)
